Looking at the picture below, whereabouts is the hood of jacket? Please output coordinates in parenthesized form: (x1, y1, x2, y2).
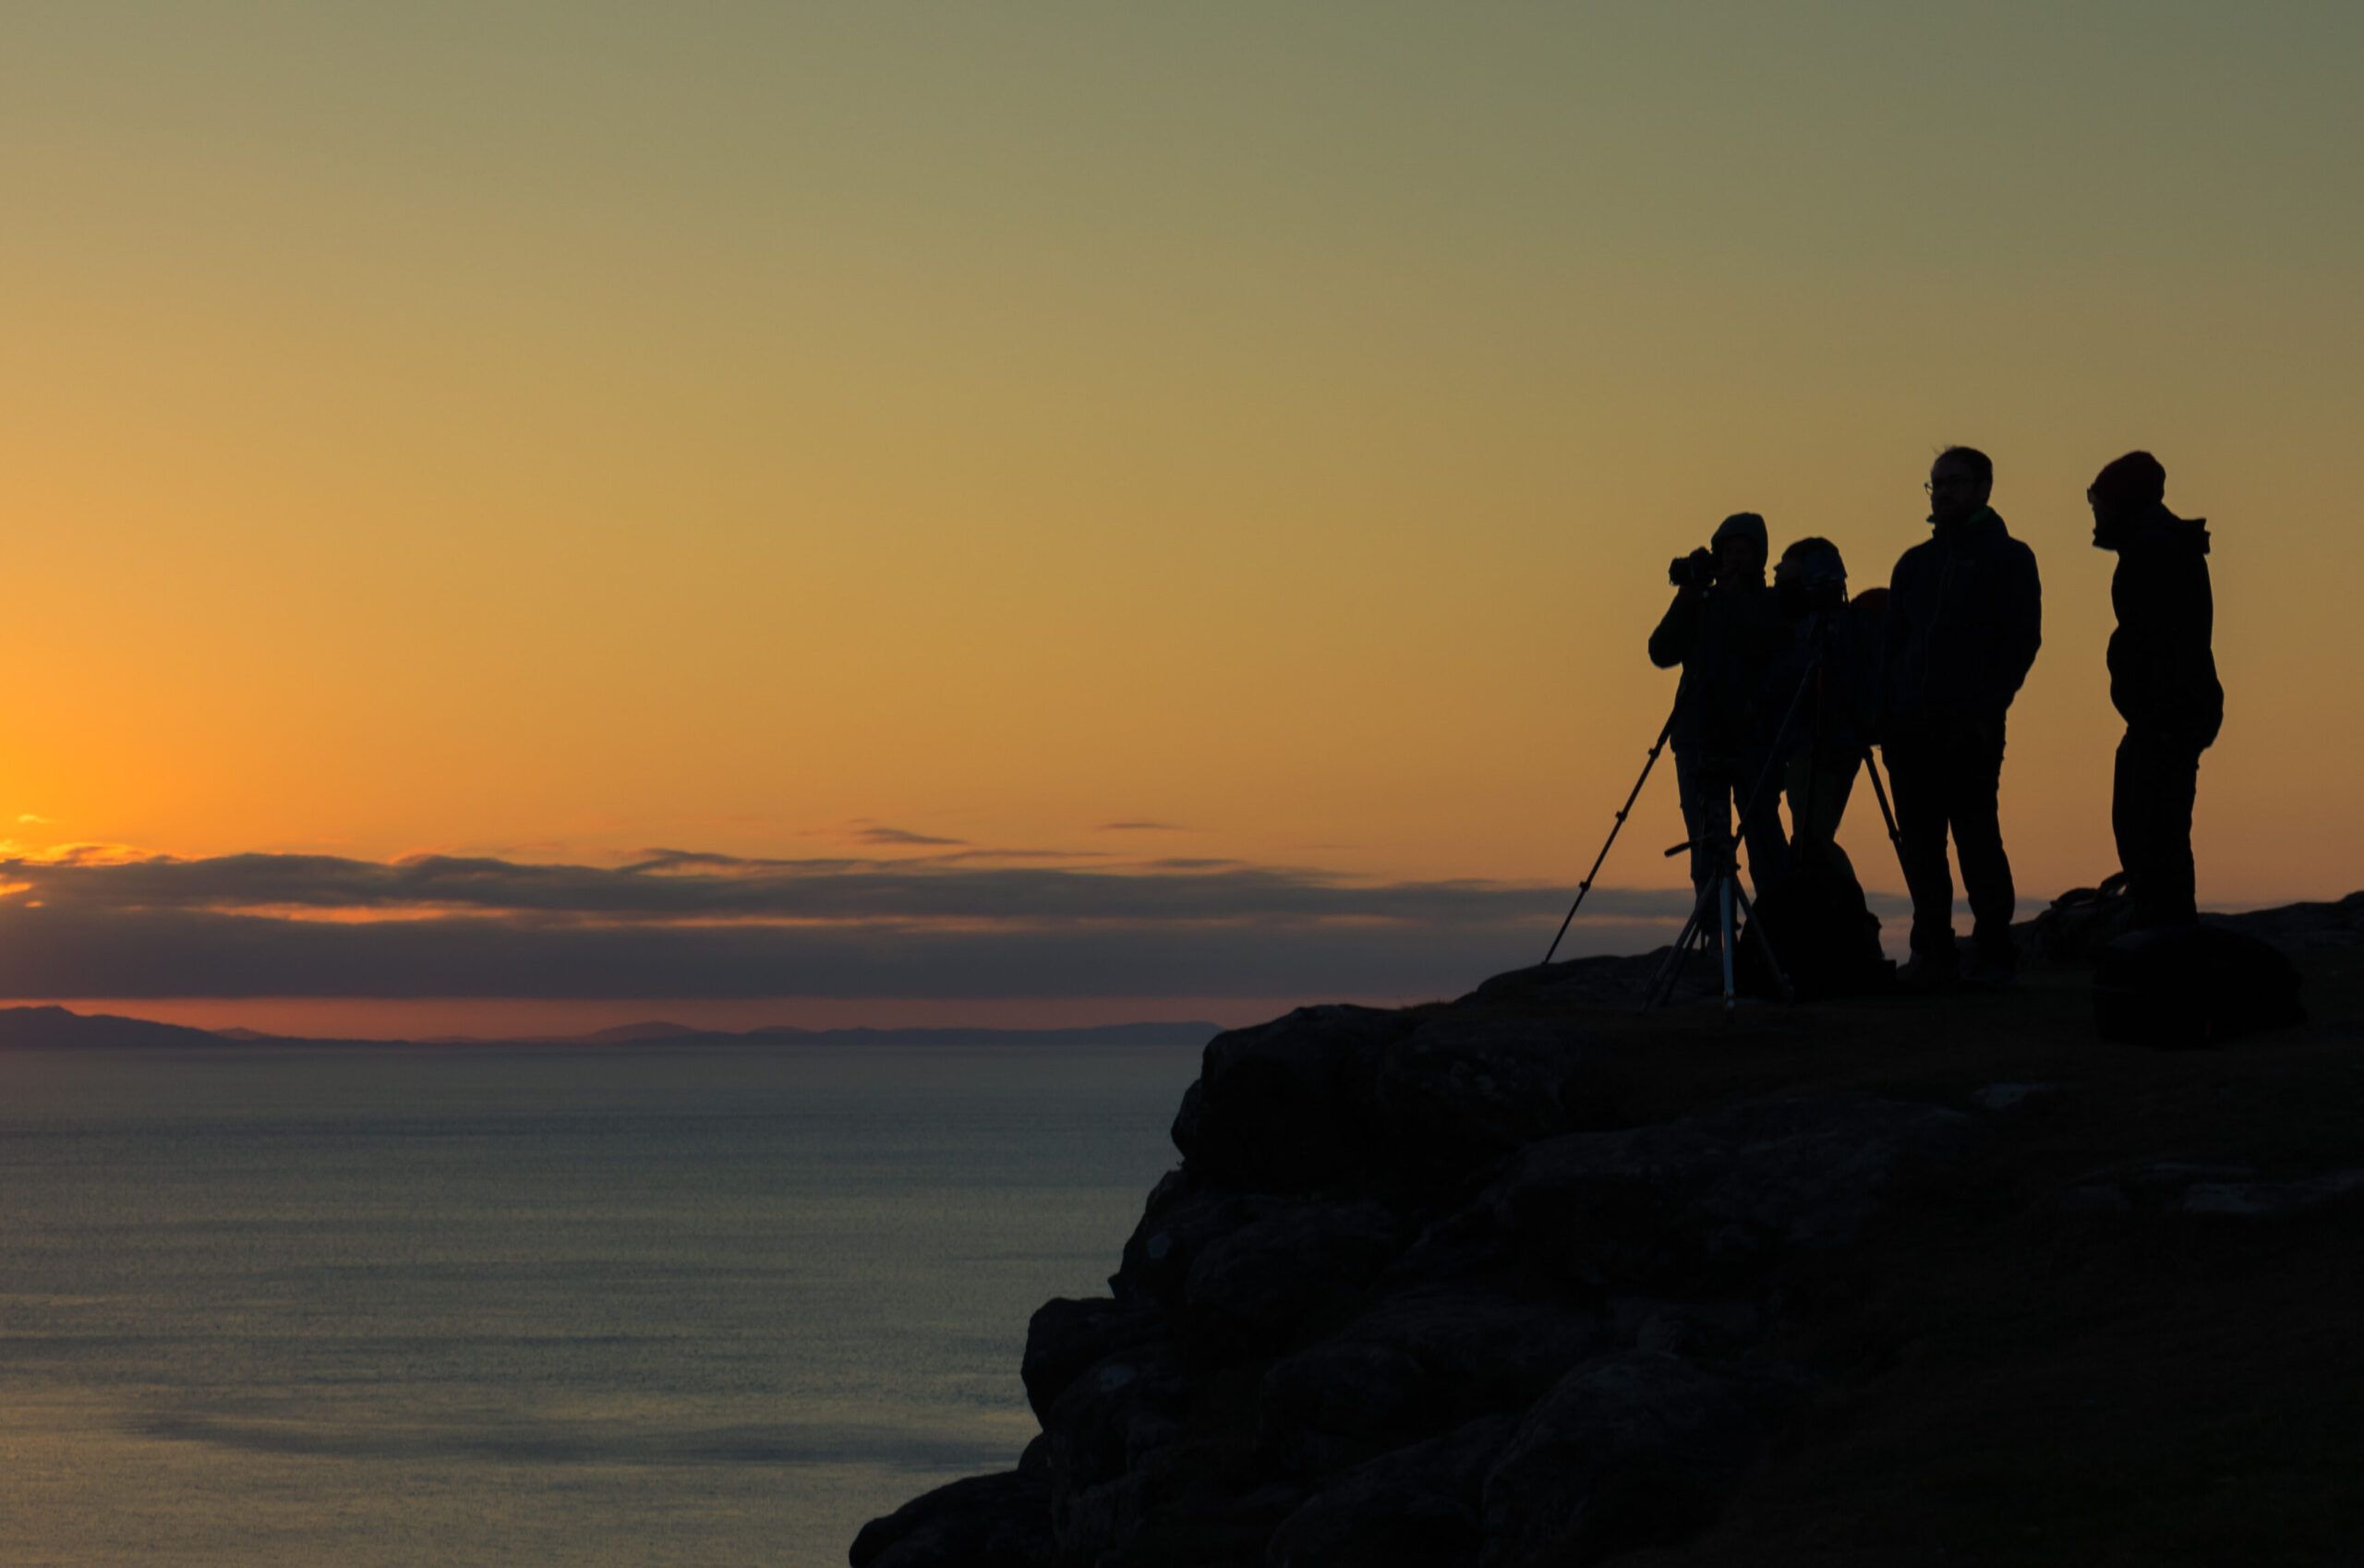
(2099, 503, 2210, 556)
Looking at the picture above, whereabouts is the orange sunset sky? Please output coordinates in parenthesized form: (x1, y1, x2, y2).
(3, 4, 2358, 1036)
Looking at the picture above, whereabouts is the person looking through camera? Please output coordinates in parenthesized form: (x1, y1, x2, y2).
(1648, 512, 1791, 915)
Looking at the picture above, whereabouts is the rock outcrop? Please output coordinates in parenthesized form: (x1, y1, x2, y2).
(852, 901, 2360, 1567)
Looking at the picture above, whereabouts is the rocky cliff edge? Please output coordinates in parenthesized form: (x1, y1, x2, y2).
(851, 896, 2364, 1567)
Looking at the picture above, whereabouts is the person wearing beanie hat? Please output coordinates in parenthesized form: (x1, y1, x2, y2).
(1882, 446, 2044, 988)
(1711, 509, 1769, 561)
(1648, 512, 1792, 910)
(2090, 451, 2223, 927)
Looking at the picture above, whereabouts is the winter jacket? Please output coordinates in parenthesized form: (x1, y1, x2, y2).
(1649, 579, 1789, 767)
(2105, 506, 2223, 746)
(1884, 508, 2042, 733)
(1767, 587, 1888, 763)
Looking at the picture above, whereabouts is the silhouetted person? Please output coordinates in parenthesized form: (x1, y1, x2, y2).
(1769, 537, 1883, 882)
(1752, 537, 1893, 995)
(1882, 447, 2041, 987)
(2090, 451, 2222, 927)
(1650, 513, 1791, 910)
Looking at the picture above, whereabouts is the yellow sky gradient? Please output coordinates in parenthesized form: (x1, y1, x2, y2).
(2, 5, 2359, 1029)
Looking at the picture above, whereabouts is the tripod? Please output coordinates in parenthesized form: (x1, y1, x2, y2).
(1644, 599, 1917, 1014)
(1643, 687, 1805, 1016)
(1538, 600, 1906, 1010)
(1540, 687, 1682, 968)
(1646, 821, 1789, 1015)
(1533, 667, 1797, 1008)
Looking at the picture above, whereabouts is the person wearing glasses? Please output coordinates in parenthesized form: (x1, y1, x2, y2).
(2088, 451, 2222, 928)
(1881, 446, 2043, 988)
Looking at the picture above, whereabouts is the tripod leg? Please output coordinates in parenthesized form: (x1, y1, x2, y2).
(1731, 884, 1797, 1003)
(1646, 900, 1700, 1011)
(1862, 746, 1908, 883)
(1543, 706, 1680, 967)
(1719, 874, 1738, 1019)
(1646, 875, 1715, 1010)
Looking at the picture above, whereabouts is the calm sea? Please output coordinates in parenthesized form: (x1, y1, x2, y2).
(0, 1042, 1203, 1567)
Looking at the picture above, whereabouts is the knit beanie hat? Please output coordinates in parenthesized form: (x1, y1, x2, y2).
(1711, 512, 1769, 558)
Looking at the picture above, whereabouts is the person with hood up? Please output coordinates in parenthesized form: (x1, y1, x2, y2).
(1649, 511, 1792, 909)
(2090, 450, 2223, 928)
(1883, 446, 2042, 988)
(1749, 536, 1894, 995)
(1769, 536, 1883, 875)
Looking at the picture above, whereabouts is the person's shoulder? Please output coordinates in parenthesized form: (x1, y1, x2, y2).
(1978, 518, 2036, 567)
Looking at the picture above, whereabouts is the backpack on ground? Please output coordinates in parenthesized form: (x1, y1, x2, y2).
(1739, 850, 1894, 1001)
(2093, 923, 2306, 1047)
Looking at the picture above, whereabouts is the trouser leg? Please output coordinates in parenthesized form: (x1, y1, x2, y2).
(2117, 728, 2202, 926)
(1787, 751, 1857, 862)
(1783, 748, 1866, 930)
(1732, 758, 1791, 897)
(2157, 742, 2201, 921)
(2111, 730, 2161, 917)
(1948, 720, 2016, 962)
(1884, 741, 1958, 959)
(1673, 750, 1717, 899)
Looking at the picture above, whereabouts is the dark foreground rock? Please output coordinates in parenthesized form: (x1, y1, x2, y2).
(853, 898, 2363, 1566)
(850, 1468, 1053, 1568)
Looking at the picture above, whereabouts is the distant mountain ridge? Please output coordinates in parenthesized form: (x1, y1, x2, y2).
(0, 1006, 1222, 1050)
(0, 1006, 230, 1050)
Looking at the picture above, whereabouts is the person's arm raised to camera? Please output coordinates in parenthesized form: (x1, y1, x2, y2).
(1648, 585, 1698, 669)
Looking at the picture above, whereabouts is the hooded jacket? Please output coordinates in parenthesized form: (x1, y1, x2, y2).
(1884, 507, 2042, 732)
(1648, 513, 1789, 766)
(2103, 505, 2223, 745)
(1774, 586, 1888, 763)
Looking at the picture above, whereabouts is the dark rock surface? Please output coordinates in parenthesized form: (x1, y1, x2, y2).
(852, 899, 2361, 1567)
(850, 1469, 1054, 1568)
(1369, 1015, 1618, 1173)
(1172, 1004, 1420, 1190)
(1023, 1297, 1168, 1424)
(1177, 1198, 1400, 1351)
(1478, 1352, 1767, 1567)
(1479, 1092, 1974, 1291)
(1266, 1413, 1518, 1568)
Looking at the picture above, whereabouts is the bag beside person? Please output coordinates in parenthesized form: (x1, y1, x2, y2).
(2093, 924, 2306, 1047)
(1738, 852, 1894, 1001)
